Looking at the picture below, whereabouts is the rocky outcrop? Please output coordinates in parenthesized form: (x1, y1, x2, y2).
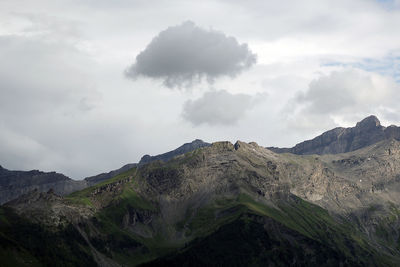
(0, 166, 87, 205)
(138, 139, 210, 166)
(269, 115, 400, 155)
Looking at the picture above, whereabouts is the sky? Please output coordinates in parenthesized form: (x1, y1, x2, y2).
(1, 0, 400, 179)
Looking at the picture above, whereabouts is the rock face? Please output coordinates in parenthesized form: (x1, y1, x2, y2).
(269, 115, 400, 155)
(138, 139, 211, 166)
(0, 166, 87, 205)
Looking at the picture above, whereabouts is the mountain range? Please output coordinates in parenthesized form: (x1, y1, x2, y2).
(269, 115, 400, 155)
(1, 116, 400, 266)
(0, 139, 210, 204)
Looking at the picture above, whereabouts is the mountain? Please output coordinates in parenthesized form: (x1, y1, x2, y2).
(2, 139, 400, 266)
(0, 139, 209, 204)
(269, 115, 400, 155)
(138, 139, 211, 166)
(0, 165, 87, 204)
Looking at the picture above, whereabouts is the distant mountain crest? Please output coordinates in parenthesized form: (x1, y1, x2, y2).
(0, 166, 86, 204)
(269, 115, 400, 155)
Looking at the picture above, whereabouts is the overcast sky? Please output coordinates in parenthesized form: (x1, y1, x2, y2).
(1, 0, 400, 179)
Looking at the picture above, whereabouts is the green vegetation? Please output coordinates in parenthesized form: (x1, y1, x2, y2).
(65, 167, 138, 206)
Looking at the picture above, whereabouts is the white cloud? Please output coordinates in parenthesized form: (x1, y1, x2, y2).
(125, 21, 256, 88)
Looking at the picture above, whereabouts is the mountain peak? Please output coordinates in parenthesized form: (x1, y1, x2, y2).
(356, 115, 381, 129)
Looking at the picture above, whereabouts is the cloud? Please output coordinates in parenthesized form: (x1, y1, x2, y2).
(287, 68, 400, 131)
(182, 90, 262, 125)
(125, 21, 257, 88)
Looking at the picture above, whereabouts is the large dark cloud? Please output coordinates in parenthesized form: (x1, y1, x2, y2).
(182, 90, 260, 125)
(125, 21, 257, 88)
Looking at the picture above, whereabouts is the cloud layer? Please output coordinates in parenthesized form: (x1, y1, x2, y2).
(182, 90, 260, 125)
(125, 21, 256, 88)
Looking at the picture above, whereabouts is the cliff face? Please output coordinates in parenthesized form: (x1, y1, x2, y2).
(0, 166, 87, 205)
(269, 115, 400, 155)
